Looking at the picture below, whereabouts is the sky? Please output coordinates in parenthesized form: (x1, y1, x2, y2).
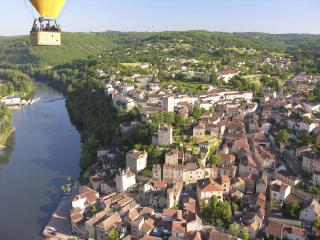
(0, 0, 320, 36)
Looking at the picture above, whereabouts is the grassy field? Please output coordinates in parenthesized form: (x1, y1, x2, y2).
(0, 32, 115, 66)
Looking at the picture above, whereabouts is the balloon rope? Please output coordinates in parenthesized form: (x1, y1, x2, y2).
(57, 0, 71, 21)
(24, 0, 36, 20)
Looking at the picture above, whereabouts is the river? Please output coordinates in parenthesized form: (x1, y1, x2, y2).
(0, 83, 81, 240)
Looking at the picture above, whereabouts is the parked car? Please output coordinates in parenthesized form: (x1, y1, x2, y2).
(47, 227, 56, 232)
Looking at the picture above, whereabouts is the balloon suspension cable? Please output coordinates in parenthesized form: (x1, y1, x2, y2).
(24, 0, 36, 20)
(57, 0, 70, 20)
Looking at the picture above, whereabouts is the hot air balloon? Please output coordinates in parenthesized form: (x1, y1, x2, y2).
(29, 0, 66, 46)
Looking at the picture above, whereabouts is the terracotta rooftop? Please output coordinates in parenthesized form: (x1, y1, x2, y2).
(197, 178, 223, 192)
(265, 220, 283, 238)
(209, 230, 231, 240)
(292, 227, 306, 237)
(97, 212, 121, 231)
(140, 236, 162, 240)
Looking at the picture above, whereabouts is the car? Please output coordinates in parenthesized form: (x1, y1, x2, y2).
(47, 227, 56, 232)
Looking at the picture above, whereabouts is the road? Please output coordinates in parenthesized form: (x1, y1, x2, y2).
(43, 183, 79, 240)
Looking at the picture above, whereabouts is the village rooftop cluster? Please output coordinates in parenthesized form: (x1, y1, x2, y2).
(62, 39, 320, 240)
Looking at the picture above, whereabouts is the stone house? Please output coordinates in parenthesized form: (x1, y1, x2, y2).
(126, 149, 148, 173)
(165, 149, 179, 165)
(152, 125, 173, 146)
(193, 123, 206, 140)
(196, 177, 223, 204)
(152, 164, 162, 181)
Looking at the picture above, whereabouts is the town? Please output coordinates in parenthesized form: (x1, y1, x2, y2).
(42, 40, 320, 240)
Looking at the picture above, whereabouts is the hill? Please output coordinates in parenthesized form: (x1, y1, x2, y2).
(0, 32, 115, 66)
(1, 31, 320, 68)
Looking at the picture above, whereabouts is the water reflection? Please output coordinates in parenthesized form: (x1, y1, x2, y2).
(0, 133, 15, 167)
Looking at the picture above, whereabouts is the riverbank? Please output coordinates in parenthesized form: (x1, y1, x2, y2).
(0, 105, 13, 149)
(0, 97, 39, 150)
(0, 128, 15, 150)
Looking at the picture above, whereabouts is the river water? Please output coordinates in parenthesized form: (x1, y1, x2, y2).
(0, 83, 81, 240)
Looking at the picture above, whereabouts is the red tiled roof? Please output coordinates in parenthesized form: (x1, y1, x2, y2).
(209, 230, 231, 240)
(265, 221, 283, 238)
(292, 227, 306, 237)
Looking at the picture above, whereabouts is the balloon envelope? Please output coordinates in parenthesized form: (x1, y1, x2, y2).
(29, 0, 66, 18)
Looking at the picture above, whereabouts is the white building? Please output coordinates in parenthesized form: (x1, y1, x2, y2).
(121, 85, 135, 95)
(270, 182, 291, 205)
(163, 95, 198, 112)
(0, 96, 21, 106)
(298, 121, 318, 133)
(149, 83, 160, 92)
(302, 102, 320, 113)
(218, 70, 240, 83)
(115, 169, 136, 192)
(126, 149, 148, 173)
(163, 96, 175, 112)
(112, 94, 136, 110)
(196, 178, 223, 204)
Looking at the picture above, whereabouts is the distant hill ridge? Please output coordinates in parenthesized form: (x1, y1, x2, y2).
(0, 31, 320, 67)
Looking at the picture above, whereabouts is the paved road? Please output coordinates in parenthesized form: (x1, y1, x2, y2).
(43, 183, 79, 239)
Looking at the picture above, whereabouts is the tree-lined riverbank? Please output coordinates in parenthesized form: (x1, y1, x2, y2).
(0, 105, 13, 148)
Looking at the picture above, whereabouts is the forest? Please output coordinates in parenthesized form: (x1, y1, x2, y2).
(0, 69, 34, 98)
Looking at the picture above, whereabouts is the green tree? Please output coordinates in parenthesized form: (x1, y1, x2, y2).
(228, 223, 241, 237)
(61, 184, 71, 193)
(309, 185, 320, 196)
(195, 158, 203, 166)
(275, 129, 289, 147)
(80, 135, 100, 171)
(107, 228, 120, 240)
(241, 227, 250, 240)
(200, 204, 213, 224)
(283, 200, 301, 219)
(231, 202, 238, 216)
(210, 72, 219, 85)
(221, 201, 232, 227)
(210, 154, 221, 165)
(211, 195, 219, 210)
(192, 105, 202, 120)
(174, 114, 186, 128)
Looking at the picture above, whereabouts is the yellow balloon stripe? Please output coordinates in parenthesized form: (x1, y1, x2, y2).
(30, 0, 66, 18)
